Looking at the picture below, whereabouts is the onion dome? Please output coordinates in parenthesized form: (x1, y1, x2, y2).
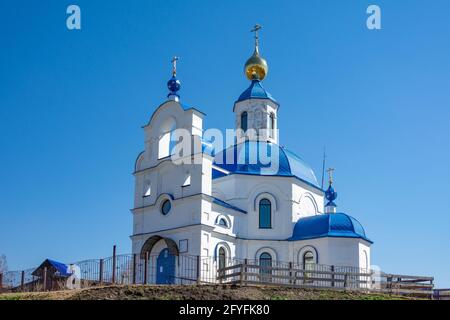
(325, 185, 338, 208)
(244, 48, 268, 81)
(244, 24, 269, 81)
(167, 76, 181, 96)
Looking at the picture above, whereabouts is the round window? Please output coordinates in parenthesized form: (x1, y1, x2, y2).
(161, 200, 171, 215)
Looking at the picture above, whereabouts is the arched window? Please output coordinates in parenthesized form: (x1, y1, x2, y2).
(303, 251, 314, 267)
(218, 218, 228, 227)
(259, 252, 272, 278)
(269, 113, 275, 138)
(218, 247, 226, 270)
(158, 118, 176, 159)
(241, 112, 248, 132)
(259, 199, 272, 229)
(303, 251, 314, 281)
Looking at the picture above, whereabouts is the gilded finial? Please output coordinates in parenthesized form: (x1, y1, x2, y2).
(244, 24, 268, 81)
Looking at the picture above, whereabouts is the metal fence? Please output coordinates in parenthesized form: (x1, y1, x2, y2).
(0, 252, 435, 299)
(0, 253, 220, 292)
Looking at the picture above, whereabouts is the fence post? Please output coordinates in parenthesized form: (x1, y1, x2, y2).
(112, 245, 117, 284)
(99, 259, 104, 285)
(331, 265, 335, 287)
(219, 266, 223, 285)
(430, 278, 434, 300)
(21, 270, 25, 290)
(43, 267, 48, 291)
(289, 262, 293, 285)
(387, 276, 392, 294)
(144, 252, 149, 285)
(344, 273, 348, 289)
(132, 254, 137, 285)
(239, 263, 244, 286)
(0, 273, 2, 290)
(196, 255, 201, 285)
(243, 259, 248, 286)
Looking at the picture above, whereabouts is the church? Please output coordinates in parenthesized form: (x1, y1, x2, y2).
(130, 26, 372, 284)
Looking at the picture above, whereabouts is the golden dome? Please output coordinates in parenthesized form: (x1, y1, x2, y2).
(244, 48, 268, 81)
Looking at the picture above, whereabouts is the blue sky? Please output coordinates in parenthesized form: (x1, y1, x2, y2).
(0, 0, 449, 287)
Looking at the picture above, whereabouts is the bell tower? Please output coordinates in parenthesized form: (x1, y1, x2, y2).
(234, 25, 279, 144)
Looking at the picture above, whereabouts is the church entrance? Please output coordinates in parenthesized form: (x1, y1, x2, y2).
(156, 248, 176, 284)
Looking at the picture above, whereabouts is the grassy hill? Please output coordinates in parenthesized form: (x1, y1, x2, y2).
(0, 285, 413, 300)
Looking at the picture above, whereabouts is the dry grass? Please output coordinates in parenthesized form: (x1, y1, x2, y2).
(0, 285, 413, 300)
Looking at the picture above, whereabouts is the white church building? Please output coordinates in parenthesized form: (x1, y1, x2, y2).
(130, 28, 372, 284)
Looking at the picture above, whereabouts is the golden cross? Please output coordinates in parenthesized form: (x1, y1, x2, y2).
(250, 24, 262, 49)
(327, 168, 335, 185)
(171, 56, 179, 76)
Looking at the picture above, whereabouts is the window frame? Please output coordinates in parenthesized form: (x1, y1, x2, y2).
(161, 199, 172, 215)
(258, 198, 272, 229)
(269, 112, 275, 138)
(259, 252, 272, 276)
(218, 247, 226, 270)
(218, 218, 228, 227)
(241, 111, 248, 132)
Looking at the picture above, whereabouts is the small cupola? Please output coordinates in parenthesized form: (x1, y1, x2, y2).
(325, 168, 338, 214)
(167, 56, 181, 101)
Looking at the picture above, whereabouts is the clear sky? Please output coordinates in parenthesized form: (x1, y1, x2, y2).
(0, 0, 449, 287)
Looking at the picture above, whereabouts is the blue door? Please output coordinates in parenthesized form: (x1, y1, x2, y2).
(156, 248, 175, 284)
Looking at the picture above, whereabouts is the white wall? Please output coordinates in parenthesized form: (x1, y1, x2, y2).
(211, 174, 324, 240)
(234, 99, 279, 144)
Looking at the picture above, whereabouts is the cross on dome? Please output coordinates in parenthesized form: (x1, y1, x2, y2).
(251, 24, 262, 52)
(167, 56, 181, 101)
(327, 167, 335, 185)
(171, 56, 179, 76)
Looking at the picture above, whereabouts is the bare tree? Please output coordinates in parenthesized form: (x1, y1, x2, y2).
(0, 254, 7, 274)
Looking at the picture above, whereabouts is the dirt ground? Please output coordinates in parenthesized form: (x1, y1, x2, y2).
(0, 284, 411, 300)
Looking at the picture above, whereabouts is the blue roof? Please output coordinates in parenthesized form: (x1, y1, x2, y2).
(47, 259, 72, 276)
(289, 213, 372, 243)
(213, 141, 320, 189)
(212, 196, 247, 214)
(32, 259, 72, 277)
(236, 80, 278, 105)
(201, 138, 215, 156)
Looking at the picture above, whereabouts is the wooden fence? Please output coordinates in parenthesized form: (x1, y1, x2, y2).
(434, 289, 450, 300)
(217, 260, 434, 299)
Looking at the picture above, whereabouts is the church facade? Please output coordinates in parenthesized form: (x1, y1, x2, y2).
(130, 28, 372, 283)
